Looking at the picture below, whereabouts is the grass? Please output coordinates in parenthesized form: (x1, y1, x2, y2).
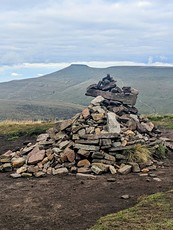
(124, 144, 152, 163)
(147, 114, 173, 129)
(153, 143, 168, 160)
(0, 120, 55, 139)
(89, 190, 173, 230)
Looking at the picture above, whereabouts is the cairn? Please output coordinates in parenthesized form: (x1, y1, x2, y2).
(0, 75, 166, 178)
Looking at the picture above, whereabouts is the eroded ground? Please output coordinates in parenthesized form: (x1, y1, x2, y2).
(0, 131, 173, 230)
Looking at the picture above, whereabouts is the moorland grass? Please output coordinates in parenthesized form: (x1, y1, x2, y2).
(147, 114, 173, 129)
(0, 120, 55, 139)
(89, 191, 173, 230)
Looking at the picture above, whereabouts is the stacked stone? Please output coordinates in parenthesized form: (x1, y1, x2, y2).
(85, 74, 139, 107)
(0, 94, 162, 178)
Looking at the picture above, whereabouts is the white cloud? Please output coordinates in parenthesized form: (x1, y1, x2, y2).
(11, 72, 22, 77)
(0, 0, 173, 66)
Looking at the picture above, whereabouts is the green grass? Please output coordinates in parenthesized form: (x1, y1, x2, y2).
(89, 190, 173, 230)
(147, 114, 173, 129)
(0, 120, 55, 139)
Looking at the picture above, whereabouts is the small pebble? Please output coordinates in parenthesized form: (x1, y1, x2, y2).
(153, 177, 161, 182)
(121, 194, 130, 199)
(149, 173, 157, 177)
(107, 178, 116, 182)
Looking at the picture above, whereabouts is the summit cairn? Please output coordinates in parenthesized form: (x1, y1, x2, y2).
(0, 75, 165, 178)
(86, 74, 139, 106)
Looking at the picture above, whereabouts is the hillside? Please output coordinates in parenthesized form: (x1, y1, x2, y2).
(0, 64, 173, 120)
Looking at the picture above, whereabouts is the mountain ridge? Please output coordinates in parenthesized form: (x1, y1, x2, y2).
(0, 64, 173, 120)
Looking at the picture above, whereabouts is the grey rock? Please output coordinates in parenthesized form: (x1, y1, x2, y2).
(92, 106, 105, 114)
(21, 145, 35, 155)
(92, 159, 115, 165)
(60, 119, 73, 131)
(34, 171, 46, 177)
(92, 163, 109, 173)
(52, 147, 61, 154)
(100, 139, 112, 146)
(78, 129, 86, 137)
(114, 153, 126, 160)
(129, 162, 140, 173)
(109, 165, 117, 174)
(91, 96, 105, 105)
(92, 151, 105, 159)
(74, 143, 100, 151)
(139, 173, 148, 177)
(127, 119, 137, 131)
(130, 114, 139, 122)
(16, 166, 27, 174)
(153, 177, 161, 182)
(118, 165, 132, 175)
(148, 165, 157, 171)
(107, 177, 116, 182)
(107, 112, 121, 134)
(2, 163, 12, 172)
(75, 139, 99, 145)
(59, 140, 70, 150)
(112, 142, 121, 148)
(37, 133, 49, 142)
(77, 149, 90, 158)
(121, 194, 130, 199)
(76, 173, 97, 179)
(104, 153, 116, 162)
(21, 173, 32, 178)
(91, 165, 103, 175)
(149, 173, 157, 177)
(141, 122, 154, 132)
(77, 167, 92, 174)
(82, 133, 119, 139)
(72, 134, 80, 140)
(10, 173, 22, 178)
(0, 157, 11, 163)
(52, 167, 68, 175)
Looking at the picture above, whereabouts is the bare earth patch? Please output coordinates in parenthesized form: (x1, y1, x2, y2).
(0, 129, 173, 230)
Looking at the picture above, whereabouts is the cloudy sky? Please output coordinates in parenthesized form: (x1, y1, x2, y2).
(0, 0, 173, 82)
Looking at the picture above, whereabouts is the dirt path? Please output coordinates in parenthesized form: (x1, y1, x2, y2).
(0, 130, 173, 230)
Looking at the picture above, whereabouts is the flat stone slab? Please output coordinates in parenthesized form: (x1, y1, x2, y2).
(74, 143, 100, 151)
(27, 146, 45, 165)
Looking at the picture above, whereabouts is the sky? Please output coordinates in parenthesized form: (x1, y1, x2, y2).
(0, 0, 173, 82)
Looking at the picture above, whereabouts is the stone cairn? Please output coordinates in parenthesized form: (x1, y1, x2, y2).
(0, 75, 165, 178)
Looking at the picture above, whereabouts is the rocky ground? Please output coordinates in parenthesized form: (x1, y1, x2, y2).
(0, 129, 173, 230)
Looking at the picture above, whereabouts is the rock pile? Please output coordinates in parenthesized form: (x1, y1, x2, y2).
(0, 75, 166, 178)
(86, 74, 139, 106)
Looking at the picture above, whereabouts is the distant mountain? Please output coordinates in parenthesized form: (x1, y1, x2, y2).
(0, 64, 173, 120)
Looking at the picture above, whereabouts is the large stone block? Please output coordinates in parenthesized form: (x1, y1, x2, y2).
(107, 112, 121, 134)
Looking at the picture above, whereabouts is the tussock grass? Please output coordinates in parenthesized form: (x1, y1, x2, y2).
(89, 190, 173, 230)
(125, 144, 152, 163)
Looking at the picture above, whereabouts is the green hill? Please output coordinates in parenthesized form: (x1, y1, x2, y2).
(0, 64, 173, 120)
